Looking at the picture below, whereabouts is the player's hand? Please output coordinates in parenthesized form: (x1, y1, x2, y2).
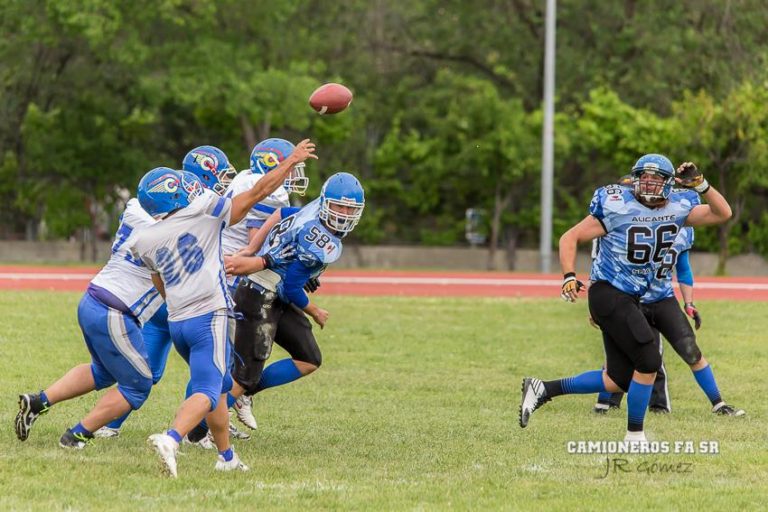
(224, 255, 264, 276)
(675, 162, 709, 193)
(310, 307, 329, 329)
(289, 139, 318, 164)
(304, 277, 321, 294)
(561, 273, 585, 302)
(588, 316, 599, 329)
(684, 302, 702, 330)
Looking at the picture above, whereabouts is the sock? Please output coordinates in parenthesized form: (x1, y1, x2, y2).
(219, 447, 234, 462)
(107, 412, 129, 430)
(627, 380, 653, 432)
(166, 428, 183, 444)
(255, 359, 303, 393)
(597, 391, 613, 403)
(187, 421, 209, 443)
(693, 365, 722, 405)
(227, 393, 236, 409)
(71, 422, 92, 437)
(39, 391, 50, 407)
(544, 370, 606, 398)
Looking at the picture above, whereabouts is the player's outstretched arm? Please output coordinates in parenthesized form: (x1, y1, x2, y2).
(233, 211, 282, 257)
(676, 162, 732, 226)
(230, 139, 317, 225)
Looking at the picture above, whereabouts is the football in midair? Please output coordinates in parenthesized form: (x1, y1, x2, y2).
(309, 83, 353, 115)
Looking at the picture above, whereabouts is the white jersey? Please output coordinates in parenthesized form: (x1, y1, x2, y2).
(220, 170, 289, 256)
(90, 198, 162, 325)
(129, 189, 233, 321)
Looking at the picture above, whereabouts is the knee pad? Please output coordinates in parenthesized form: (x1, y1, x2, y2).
(117, 375, 152, 410)
(232, 358, 265, 395)
(635, 347, 662, 374)
(607, 369, 632, 393)
(299, 346, 322, 368)
(677, 335, 702, 365)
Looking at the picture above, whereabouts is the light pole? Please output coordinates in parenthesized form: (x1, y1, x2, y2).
(539, 0, 556, 273)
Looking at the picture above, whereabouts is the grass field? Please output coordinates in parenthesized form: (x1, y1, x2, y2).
(1, 291, 766, 511)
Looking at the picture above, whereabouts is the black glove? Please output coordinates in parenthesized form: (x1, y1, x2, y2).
(561, 273, 585, 302)
(304, 277, 321, 293)
(684, 302, 702, 330)
(676, 162, 710, 193)
(261, 253, 274, 269)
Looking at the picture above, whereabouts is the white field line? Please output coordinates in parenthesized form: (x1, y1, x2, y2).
(2, 272, 767, 291)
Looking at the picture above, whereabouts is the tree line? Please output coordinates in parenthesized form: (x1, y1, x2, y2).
(2, 0, 767, 272)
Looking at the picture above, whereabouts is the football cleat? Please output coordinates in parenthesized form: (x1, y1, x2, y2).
(149, 433, 179, 477)
(93, 426, 121, 438)
(59, 429, 94, 449)
(712, 402, 745, 417)
(214, 451, 250, 472)
(624, 430, 648, 448)
(234, 395, 258, 430)
(229, 421, 251, 440)
(183, 432, 215, 450)
(593, 402, 620, 415)
(649, 405, 670, 414)
(15, 393, 50, 441)
(519, 377, 550, 428)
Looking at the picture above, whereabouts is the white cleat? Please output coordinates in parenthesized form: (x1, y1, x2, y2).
(234, 395, 258, 430)
(519, 377, 550, 428)
(215, 451, 250, 472)
(93, 426, 120, 438)
(149, 433, 179, 478)
(228, 421, 251, 440)
(624, 430, 649, 449)
(183, 432, 215, 450)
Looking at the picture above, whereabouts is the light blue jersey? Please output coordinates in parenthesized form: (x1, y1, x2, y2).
(641, 227, 695, 304)
(248, 198, 342, 308)
(589, 186, 700, 296)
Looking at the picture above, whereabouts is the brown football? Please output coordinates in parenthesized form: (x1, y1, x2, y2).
(309, 83, 353, 115)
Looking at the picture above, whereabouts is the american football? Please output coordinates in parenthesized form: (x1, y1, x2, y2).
(309, 83, 353, 114)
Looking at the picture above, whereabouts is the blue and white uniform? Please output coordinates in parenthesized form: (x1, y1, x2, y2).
(249, 198, 342, 308)
(642, 227, 695, 304)
(79, 198, 156, 410)
(221, 170, 289, 290)
(589, 186, 700, 297)
(129, 189, 233, 409)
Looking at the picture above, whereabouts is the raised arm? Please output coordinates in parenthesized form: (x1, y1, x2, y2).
(559, 215, 607, 275)
(230, 139, 317, 225)
(676, 162, 732, 227)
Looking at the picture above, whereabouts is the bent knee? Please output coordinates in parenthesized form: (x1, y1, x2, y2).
(635, 350, 662, 374)
(118, 376, 153, 410)
(677, 336, 702, 365)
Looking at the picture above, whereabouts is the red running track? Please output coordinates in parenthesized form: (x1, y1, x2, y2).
(2, 266, 768, 301)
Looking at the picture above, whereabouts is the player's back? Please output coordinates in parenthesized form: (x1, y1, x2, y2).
(590, 186, 699, 296)
(90, 198, 162, 324)
(220, 170, 289, 256)
(130, 189, 233, 321)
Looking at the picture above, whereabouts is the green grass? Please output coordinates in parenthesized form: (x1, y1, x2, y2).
(1, 291, 766, 511)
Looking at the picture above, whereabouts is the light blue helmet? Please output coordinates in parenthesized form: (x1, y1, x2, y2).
(631, 154, 676, 204)
(137, 167, 203, 218)
(318, 172, 365, 235)
(249, 138, 309, 195)
(182, 145, 237, 196)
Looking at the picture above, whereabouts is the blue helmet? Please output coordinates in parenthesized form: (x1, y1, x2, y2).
(249, 138, 309, 195)
(137, 167, 203, 218)
(318, 172, 365, 235)
(630, 154, 676, 204)
(182, 145, 237, 196)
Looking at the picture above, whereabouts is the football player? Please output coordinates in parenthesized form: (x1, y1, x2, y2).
(14, 173, 169, 449)
(519, 155, 733, 444)
(95, 145, 239, 442)
(129, 139, 316, 477)
(222, 172, 364, 410)
(594, 224, 743, 416)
